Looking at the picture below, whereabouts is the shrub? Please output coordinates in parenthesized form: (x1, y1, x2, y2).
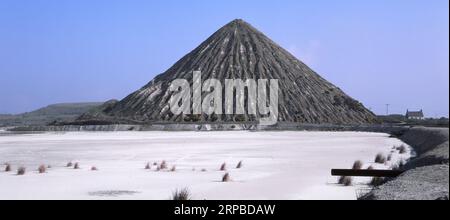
(66, 162, 73, 167)
(38, 165, 46, 174)
(375, 153, 386, 164)
(172, 188, 191, 200)
(338, 176, 352, 186)
(47, 165, 52, 169)
(352, 160, 363, 170)
(367, 165, 374, 170)
(201, 168, 207, 172)
(153, 162, 158, 166)
(74, 162, 80, 169)
(145, 163, 151, 170)
(17, 167, 26, 175)
(170, 166, 176, 172)
(91, 166, 98, 171)
(5, 163, 11, 172)
(236, 161, 243, 169)
(222, 173, 231, 182)
(220, 163, 226, 171)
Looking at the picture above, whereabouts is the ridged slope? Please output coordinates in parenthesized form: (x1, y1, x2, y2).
(79, 19, 376, 124)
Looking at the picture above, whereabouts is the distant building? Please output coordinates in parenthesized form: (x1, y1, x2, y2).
(406, 109, 425, 120)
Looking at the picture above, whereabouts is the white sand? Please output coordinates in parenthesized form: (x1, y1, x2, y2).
(0, 131, 412, 200)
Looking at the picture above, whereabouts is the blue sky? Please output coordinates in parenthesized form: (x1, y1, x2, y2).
(0, 0, 448, 117)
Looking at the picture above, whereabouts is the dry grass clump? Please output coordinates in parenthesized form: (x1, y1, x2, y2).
(391, 160, 406, 171)
(222, 173, 231, 182)
(17, 166, 26, 175)
(160, 160, 168, 170)
(5, 163, 11, 172)
(38, 165, 46, 174)
(375, 153, 386, 164)
(236, 161, 243, 169)
(387, 154, 393, 161)
(172, 188, 191, 200)
(338, 176, 352, 186)
(220, 163, 226, 171)
(352, 160, 363, 170)
(397, 145, 407, 154)
(370, 177, 385, 186)
(73, 162, 80, 169)
(145, 162, 151, 170)
(66, 161, 73, 167)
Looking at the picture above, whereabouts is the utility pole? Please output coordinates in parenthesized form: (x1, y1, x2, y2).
(386, 104, 390, 116)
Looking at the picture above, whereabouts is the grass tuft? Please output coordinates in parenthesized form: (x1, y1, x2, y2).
(222, 172, 231, 182)
(172, 188, 191, 200)
(375, 153, 386, 164)
(160, 161, 168, 170)
(338, 176, 352, 186)
(38, 165, 46, 174)
(370, 177, 385, 186)
(220, 162, 226, 171)
(387, 154, 393, 161)
(397, 145, 407, 154)
(352, 160, 363, 170)
(17, 166, 26, 175)
(236, 161, 243, 169)
(5, 163, 11, 172)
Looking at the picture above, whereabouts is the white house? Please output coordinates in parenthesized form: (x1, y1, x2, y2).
(406, 109, 425, 120)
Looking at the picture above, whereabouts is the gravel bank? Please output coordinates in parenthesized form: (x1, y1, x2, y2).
(362, 127, 449, 200)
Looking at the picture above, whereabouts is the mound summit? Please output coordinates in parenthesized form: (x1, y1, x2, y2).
(77, 19, 376, 125)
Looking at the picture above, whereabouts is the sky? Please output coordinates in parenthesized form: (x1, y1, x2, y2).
(0, 0, 448, 117)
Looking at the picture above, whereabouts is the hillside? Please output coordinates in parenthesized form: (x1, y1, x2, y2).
(0, 102, 103, 127)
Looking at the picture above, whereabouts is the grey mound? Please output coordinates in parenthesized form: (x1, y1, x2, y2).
(77, 19, 376, 125)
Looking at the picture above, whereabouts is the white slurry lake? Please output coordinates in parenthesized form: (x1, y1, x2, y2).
(0, 131, 412, 200)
